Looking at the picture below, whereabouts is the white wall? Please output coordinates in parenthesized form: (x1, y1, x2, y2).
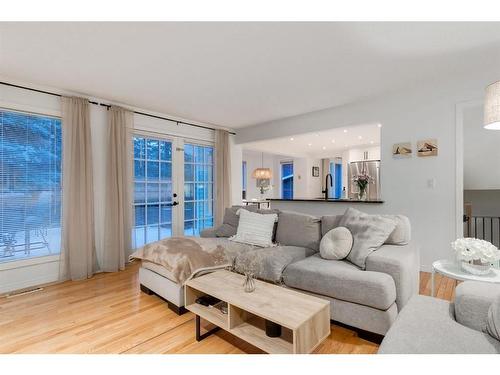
(293, 157, 322, 198)
(236, 68, 499, 270)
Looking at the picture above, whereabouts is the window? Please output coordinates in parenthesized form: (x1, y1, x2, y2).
(329, 160, 343, 199)
(242, 161, 247, 199)
(184, 143, 214, 236)
(0, 109, 62, 263)
(281, 162, 294, 199)
(133, 136, 173, 248)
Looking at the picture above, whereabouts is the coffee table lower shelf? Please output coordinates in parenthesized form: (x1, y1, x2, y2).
(185, 276, 330, 354)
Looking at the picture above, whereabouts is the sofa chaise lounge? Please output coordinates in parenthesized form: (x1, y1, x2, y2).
(138, 206, 420, 336)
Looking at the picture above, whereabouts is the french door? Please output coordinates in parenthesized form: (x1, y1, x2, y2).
(132, 133, 214, 248)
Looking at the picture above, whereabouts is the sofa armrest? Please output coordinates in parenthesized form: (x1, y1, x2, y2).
(366, 242, 420, 311)
(200, 228, 217, 238)
(455, 281, 500, 332)
(379, 295, 500, 353)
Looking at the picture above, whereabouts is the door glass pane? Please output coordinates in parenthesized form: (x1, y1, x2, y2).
(160, 141, 172, 161)
(160, 183, 172, 202)
(184, 143, 214, 236)
(0, 110, 62, 263)
(147, 161, 159, 180)
(146, 139, 159, 160)
(184, 144, 194, 163)
(160, 205, 172, 224)
(146, 183, 159, 203)
(134, 160, 145, 181)
(135, 206, 145, 226)
(146, 225, 159, 243)
(160, 224, 172, 239)
(160, 162, 172, 182)
(134, 137, 145, 159)
(133, 135, 173, 248)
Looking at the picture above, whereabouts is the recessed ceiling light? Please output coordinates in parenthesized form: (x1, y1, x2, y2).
(307, 143, 312, 146)
(358, 136, 363, 140)
(331, 139, 336, 143)
(322, 146, 326, 150)
(290, 137, 294, 141)
(343, 129, 348, 133)
(345, 144, 349, 147)
(377, 124, 382, 128)
(370, 140, 374, 144)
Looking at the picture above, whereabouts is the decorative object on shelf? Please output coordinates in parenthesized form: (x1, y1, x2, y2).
(417, 139, 438, 157)
(252, 152, 273, 196)
(265, 319, 282, 338)
(352, 170, 373, 201)
(392, 142, 412, 158)
(484, 80, 500, 130)
(451, 238, 500, 275)
(243, 273, 256, 293)
(233, 250, 264, 293)
(312, 166, 320, 177)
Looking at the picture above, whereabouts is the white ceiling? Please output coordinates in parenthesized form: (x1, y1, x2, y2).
(1, 22, 500, 128)
(242, 123, 381, 158)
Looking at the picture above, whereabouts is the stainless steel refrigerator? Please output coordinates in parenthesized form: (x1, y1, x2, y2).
(347, 160, 381, 200)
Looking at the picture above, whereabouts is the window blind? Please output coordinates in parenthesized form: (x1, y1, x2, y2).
(0, 109, 62, 262)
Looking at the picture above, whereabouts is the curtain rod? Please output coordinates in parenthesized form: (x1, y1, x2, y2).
(0, 81, 236, 135)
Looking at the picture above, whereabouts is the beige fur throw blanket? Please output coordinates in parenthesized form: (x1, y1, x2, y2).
(130, 237, 254, 284)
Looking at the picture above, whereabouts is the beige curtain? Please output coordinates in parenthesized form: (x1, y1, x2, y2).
(102, 106, 133, 272)
(215, 129, 232, 226)
(60, 97, 96, 281)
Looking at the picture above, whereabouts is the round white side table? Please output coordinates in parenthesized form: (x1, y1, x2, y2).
(431, 259, 500, 296)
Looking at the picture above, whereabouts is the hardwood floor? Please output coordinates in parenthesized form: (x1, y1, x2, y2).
(0, 262, 455, 354)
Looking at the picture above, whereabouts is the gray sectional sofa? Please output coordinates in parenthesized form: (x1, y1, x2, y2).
(201, 206, 420, 336)
(379, 281, 500, 353)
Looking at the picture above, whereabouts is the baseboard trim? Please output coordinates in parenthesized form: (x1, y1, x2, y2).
(420, 264, 433, 273)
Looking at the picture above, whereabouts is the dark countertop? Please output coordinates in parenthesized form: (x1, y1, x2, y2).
(269, 198, 384, 204)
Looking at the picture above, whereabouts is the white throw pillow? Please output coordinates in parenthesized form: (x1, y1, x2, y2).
(319, 227, 353, 260)
(229, 209, 278, 247)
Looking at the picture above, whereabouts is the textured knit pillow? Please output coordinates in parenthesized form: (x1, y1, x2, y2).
(229, 209, 278, 247)
(487, 294, 500, 341)
(319, 227, 353, 260)
(338, 207, 396, 269)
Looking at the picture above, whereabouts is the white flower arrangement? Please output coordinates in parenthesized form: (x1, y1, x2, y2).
(451, 238, 500, 263)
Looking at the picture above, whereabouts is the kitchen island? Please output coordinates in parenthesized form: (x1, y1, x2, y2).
(270, 198, 384, 204)
(268, 198, 385, 217)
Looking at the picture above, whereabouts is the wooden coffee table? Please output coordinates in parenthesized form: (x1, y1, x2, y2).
(184, 270, 330, 354)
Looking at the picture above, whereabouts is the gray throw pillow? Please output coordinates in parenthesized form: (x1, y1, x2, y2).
(215, 223, 238, 237)
(338, 207, 396, 269)
(382, 214, 411, 245)
(275, 211, 321, 251)
(319, 227, 353, 260)
(321, 215, 343, 237)
(487, 295, 500, 341)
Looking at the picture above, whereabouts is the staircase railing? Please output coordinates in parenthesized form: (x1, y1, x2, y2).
(464, 215, 500, 267)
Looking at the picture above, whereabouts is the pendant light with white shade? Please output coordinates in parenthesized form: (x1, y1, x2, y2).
(252, 152, 273, 179)
(484, 81, 500, 130)
(252, 152, 272, 196)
